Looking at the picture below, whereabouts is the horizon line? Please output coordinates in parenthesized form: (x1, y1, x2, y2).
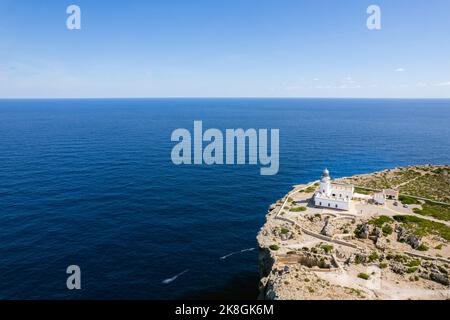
(2, 97, 450, 101)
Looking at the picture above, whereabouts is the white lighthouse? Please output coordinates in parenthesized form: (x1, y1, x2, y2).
(319, 168, 332, 195)
(314, 168, 354, 211)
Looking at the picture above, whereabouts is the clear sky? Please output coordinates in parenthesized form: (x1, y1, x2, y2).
(1, 0, 450, 98)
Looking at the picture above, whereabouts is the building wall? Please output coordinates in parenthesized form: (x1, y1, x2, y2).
(373, 192, 385, 204)
(314, 196, 350, 211)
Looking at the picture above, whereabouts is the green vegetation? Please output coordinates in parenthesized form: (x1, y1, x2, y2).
(321, 244, 334, 254)
(408, 259, 421, 267)
(354, 187, 372, 195)
(387, 254, 407, 263)
(418, 243, 429, 251)
(379, 263, 388, 269)
(399, 195, 421, 205)
(438, 266, 448, 275)
(269, 245, 279, 251)
(368, 252, 380, 262)
(399, 168, 450, 203)
(407, 267, 418, 273)
(290, 206, 307, 212)
(435, 244, 444, 250)
(343, 166, 449, 203)
(393, 215, 450, 241)
(382, 225, 393, 235)
(413, 202, 450, 222)
(357, 273, 370, 280)
(280, 228, 290, 235)
(304, 186, 316, 193)
(369, 215, 393, 228)
(287, 251, 296, 255)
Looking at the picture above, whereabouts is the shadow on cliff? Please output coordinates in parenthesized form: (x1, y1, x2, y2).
(180, 272, 260, 300)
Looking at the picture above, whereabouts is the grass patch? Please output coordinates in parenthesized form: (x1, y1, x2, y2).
(399, 195, 420, 205)
(305, 186, 316, 193)
(290, 206, 307, 212)
(379, 263, 388, 269)
(393, 215, 450, 241)
(357, 273, 370, 280)
(354, 187, 372, 195)
(369, 215, 393, 228)
(413, 202, 450, 222)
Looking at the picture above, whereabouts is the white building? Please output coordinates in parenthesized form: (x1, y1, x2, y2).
(373, 189, 399, 205)
(314, 169, 354, 211)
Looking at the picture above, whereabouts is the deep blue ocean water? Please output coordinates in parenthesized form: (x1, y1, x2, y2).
(0, 98, 449, 299)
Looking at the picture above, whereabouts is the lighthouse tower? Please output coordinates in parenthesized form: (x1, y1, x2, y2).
(319, 168, 331, 196)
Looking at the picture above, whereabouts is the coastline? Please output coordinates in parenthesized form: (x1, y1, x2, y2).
(257, 165, 450, 300)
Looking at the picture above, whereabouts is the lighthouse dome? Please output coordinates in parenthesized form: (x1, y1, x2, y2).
(321, 168, 331, 181)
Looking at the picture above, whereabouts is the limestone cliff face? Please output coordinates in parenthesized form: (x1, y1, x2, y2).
(256, 208, 280, 300)
(257, 245, 276, 299)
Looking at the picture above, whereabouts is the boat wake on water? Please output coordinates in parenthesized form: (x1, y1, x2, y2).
(161, 269, 189, 285)
(220, 247, 255, 260)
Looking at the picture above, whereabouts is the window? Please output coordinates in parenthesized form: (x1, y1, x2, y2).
(335, 204, 338, 208)
(328, 203, 331, 207)
(319, 202, 322, 206)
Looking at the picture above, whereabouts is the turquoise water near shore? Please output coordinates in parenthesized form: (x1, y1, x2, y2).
(0, 98, 449, 299)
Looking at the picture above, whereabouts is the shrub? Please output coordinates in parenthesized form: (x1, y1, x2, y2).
(435, 244, 444, 250)
(382, 225, 393, 235)
(379, 263, 388, 269)
(408, 259, 421, 267)
(418, 243, 429, 251)
(368, 252, 379, 262)
(269, 245, 279, 251)
(407, 267, 418, 273)
(280, 228, 289, 235)
(358, 273, 370, 280)
(438, 266, 448, 275)
(321, 244, 334, 254)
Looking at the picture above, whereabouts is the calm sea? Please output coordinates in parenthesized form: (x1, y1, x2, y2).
(0, 98, 449, 299)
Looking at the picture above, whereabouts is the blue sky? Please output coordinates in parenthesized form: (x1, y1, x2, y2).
(1, 0, 450, 98)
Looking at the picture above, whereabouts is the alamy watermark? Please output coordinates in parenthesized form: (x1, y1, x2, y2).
(171, 121, 279, 176)
(66, 5, 81, 30)
(66, 265, 81, 290)
(367, 5, 381, 30)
